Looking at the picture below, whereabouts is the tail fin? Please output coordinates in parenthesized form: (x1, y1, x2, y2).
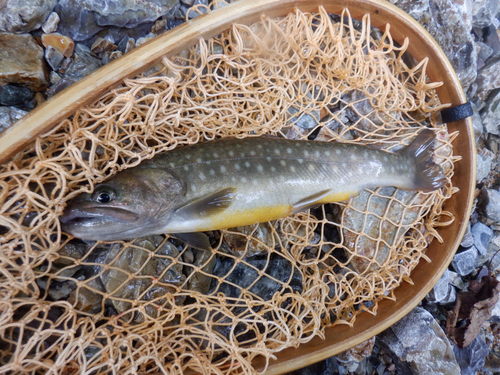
(400, 129, 446, 192)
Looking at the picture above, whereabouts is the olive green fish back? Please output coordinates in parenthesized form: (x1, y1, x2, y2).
(0, 5, 458, 375)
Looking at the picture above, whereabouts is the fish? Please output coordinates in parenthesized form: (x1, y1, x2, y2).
(60, 129, 446, 250)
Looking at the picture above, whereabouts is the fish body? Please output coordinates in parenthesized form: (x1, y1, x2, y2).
(61, 130, 446, 248)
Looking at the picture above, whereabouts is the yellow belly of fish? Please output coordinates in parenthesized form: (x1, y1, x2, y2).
(193, 190, 356, 231)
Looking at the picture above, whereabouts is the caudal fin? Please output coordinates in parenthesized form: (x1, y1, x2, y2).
(400, 129, 446, 192)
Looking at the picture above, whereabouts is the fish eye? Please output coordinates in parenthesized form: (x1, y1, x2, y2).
(93, 190, 114, 204)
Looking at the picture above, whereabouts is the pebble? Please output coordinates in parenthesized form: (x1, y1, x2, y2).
(471, 221, 494, 255)
(0, 0, 57, 33)
(451, 247, 479, 276)
(117, 36, 135, 54)
(428, 270, 456, 304)
(481, 89, 500, 135)
(449, 270, 465, 289)
(0, 106, 28, 132)
(484, 189, 500, 223)
(453, 334, 490, 375)
(90, 37, 116, 55)
(41, 33, 75, 58)
(335, 337, 376, 372)
(378, 307, 461, 374)
(44, 45, 65, 71)
(460, 222, 474, 248)
(0, 84, 33, 107)
(477, 148, 496, 182)
(0, 33, 48, 91)
(471, 0, 499, 29)
(470, 102, 484, 142)
(41, 11, 60, 34)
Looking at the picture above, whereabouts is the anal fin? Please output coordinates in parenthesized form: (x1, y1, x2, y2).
(291, 189, 331, 214)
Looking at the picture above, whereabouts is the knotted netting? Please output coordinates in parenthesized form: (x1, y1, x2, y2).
(0, 5, 460, 375)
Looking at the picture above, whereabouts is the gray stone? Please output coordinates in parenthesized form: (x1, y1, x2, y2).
(476, 148, 495, 182)
(451, 0, 473, 30)
(480, 88, 500, 135)
(451, 247, 479, 276)
(476, 41, 494, 64)
(56, 0, 179, 41)
(460, 222, 474, 248)
(0, 84, 33, 106)
(472, 0, 499, 28)
(0, 0, 57, 33)
(389, 0, 477, 89)
(287, 106, 320, 129)
(378, 307, 461, 375)
(117, 36, 135, 54)
(0, 106, 29, 133)
(44, 45, 64, 71)
(484, 189, 500, 222)
(41, 11, 60, 34)
(471, 222, 494, 255)
(470, 102, 484, 142)
(0, 33, 49, 91)
(428, 270, 456, 304)
(449, 270, 465, 289)
(453, 334, 489, 375)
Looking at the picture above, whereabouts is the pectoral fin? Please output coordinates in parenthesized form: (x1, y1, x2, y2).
(291, 189, 332, 214)
(173, 232, 212, 251)
(175, 187, 237, 219)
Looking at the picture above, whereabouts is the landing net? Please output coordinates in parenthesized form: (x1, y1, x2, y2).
(0, 6, 458, 375)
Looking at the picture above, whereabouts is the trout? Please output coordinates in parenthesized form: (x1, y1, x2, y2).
(60, 130, 446, 249)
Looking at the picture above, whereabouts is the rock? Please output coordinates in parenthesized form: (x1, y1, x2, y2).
(117, 35, 135, 54)
(222, 223, 281, 258)
(0, 33, 49, 91)
(389, 0, 477, 89)
(476, 148, 495, 182)
(471, 0, 499, 29)
(471, 221, 494, 255)
(0, 84, 33, 106)
(90, 37, 116, 55)
(55, 0, 179, 42)
(460, 222, 474, 248)
(451, 247, 479, 276)
(483, 25, 500, 56)
(449, 271, 465, 289)
(289, 356, 340, 375)
(0, 106, 29, 133)
(480, 88, 500, 135)
(470, 102, 484, 142)
(476, 41, 494, 65)
(453, 334, 489, 375)
(335, 337, 376, 372)
(136, 33, 155, 47)
(0, 0, 57, 33)
(378, 307, 461, 375)
(340, 187, 426, 273)
(44, 45, 65, 71)
(428, 270, 456, 304)
(41, 33, 75, 58)
(484, 189, 500, 223)
(41, 11, 60, 34)
(186, 249, 216, 294)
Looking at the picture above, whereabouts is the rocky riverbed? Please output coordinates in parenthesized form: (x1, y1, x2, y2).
(1, 0, 500, 374)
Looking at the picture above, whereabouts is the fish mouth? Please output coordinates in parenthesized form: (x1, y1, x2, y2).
(60, 206, 139, 227)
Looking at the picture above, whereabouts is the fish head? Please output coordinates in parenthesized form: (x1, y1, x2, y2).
(60, 167, 184, 241)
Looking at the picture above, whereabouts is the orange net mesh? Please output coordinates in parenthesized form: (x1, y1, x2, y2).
(0, 6, 459, 374)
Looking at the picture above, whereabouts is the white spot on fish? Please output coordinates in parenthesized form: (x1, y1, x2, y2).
(213, 152, 219, 158)
(231, 176, 237, 182)
(280, 160, 286, 167)
(304, 150, 310, 157)
(252, 179, 258, 186)
(250, 150, 256, 156)
(241, 177, 247, 183)
(196, 158, 202, 163)
(220, 165, 226, 173)
(229, 150, 234, 157)
(315, 151, 320, 157)
(271, 166, 276, 172)
(290, 166, 296, 173)
(257, 144, 263, 149)
(210, 169, 215, 175)
(183, 165, 190, 171)
(274, 149, 280, 155)
(287, 148, 292, 154)
(336, 149, 341, 155)
(350, 154, 357, 160)
(169, 162, 175, 168)
(199, 172, 206, 180)
(308, 164, 315, 171)
(257, 164, 264, 173)
(297, 158, 304, 164)
(245, 161, 250, 168)
(325, 150, 330, 156)
(266, 157, 272, 162)
(235, 164, 241, 171)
